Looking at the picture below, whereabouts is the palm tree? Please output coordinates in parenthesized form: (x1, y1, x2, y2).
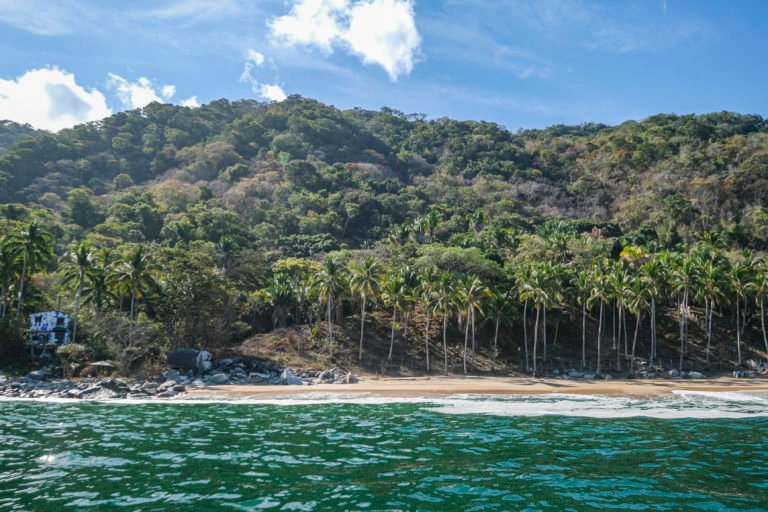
(639, 256, 666, 365)
(432, 272, 454, 374)
(573, 269, 591, 370)
(518, 264, 552, 376)
(514, 265, 533, 372)
(455, 275, 488, 374)
(729, 259, 752, 367)
(486, 289, 513, 371)
(669, 253, 699, 371)
(626, 277, 649, 374)
(0, 241, 19, 320)
(588, 260, 611, 376)
(607, 261, 634, 371)
(416, 266, 438, 372)
(312, 255, 347, 346)
(4, 222, 55, 319)
(109, 244, 160, 327)
(698, 256, 727, 362)
(349, 256, 382, 361)
(756, 264, 768, 355)
(381, 271, 405, 364)
(59, 240, 94, 344)
(82, 248, 115, 311)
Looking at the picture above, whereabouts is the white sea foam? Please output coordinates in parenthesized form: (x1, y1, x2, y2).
(2, 391, 767, 419)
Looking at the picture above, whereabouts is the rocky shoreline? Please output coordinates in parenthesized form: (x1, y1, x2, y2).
(0, 353, 360, 400)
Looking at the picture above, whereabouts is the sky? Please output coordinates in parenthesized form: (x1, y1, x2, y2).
(1, 0, 767, 132)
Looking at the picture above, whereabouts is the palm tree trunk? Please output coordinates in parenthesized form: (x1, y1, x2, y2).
(463, 311, 469, 374)
(761, 298, 768, 354)
(542, 305, 547, 363)
(611, 301, 616, 350)
(705, 298, 712, 363)
(616, 305, 623, 372)
(0, 285, 7, 319)
(493, 316, 500, 372)
(72, 274, 83, 344)
(532, 304, 540, 376)
(470, 309, 476, 371)
(358, 296, 366, 362)
(597, 301, 604, 376)
(630, 313, 641, 374)
(442, 313, 448, 375)
(15, 253, 28, 319)
(581, 301, 587, 370)
(736, 294, 742, 366)
(425, 311, 431, 372)
(388, 305, 397, 363)
(327, 298, 333, 344)
(523, 300, 529, 372)
(650, 297, 657, 364)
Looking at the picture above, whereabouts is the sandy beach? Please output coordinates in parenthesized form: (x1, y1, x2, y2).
(186, 375, 768, 399)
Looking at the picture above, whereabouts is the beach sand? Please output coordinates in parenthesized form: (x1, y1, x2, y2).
(186, 375, 768, 399)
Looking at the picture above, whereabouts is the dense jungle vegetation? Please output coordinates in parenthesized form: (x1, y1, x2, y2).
(1, 96, 767, 375)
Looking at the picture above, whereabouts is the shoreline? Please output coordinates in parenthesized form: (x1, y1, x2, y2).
(187, 375, 768, 399)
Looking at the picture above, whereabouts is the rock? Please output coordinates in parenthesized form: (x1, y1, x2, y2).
(167, 348, 200, 370)
(157, 390, 176, 398)
(173, 384, 186, 393)
(217, 358, 234, 369)
(279, 369, 302, 385)
(568, 371, 584, 379)
(687, 371, 704, 379)
(345, 372, 359, 384)
(207, 373, 229, 385)
(190, 379, 206, 388)
(583, 374, 595, 380)
(163, 370, 182, 383)
(157, 380, 176, 393)
(668, 369, 679, 377)
(196, 351, 212, 373)
(248, 372, 270, 384)
(26, 369, 46, 381)
(646, 373, 657, 379)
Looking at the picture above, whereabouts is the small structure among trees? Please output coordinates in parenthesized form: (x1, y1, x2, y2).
(28, 310, 71, 358)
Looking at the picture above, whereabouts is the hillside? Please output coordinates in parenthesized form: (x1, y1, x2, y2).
(0, 97, 767, 376)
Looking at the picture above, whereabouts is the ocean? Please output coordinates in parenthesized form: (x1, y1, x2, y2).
(1, 392, 767, 511)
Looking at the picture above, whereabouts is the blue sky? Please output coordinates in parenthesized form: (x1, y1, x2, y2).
(1, 0, 766, 131)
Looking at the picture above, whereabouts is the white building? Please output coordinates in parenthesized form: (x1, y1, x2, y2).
(28, 311, 71, 346)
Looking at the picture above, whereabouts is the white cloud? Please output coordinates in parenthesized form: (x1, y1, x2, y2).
(269, 0, 346, 53)
(268, 0, 421, 80)
(0, 67, 111, 131)
(258, 84, 287, 102)
(106, 73, 164, 109)
(345, 0, 420, 80)
(240, 49, 287, 102)
(180, 95, 201, 107)
(161, 85, 176, 99)
(246, 49, 265, 66)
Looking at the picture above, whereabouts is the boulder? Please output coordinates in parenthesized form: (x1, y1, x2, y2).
(26, 369, 46, 381)
(568, 371, 584, 379)
(173, 384, 186, 393)
(345, 372, 359, 384)
(248, 372, 270, 384)
(687, 371, 704, 379)
(167, 348, 200, 370)
(207, 373, 229, 385)
(279, 369, 302, 385)
(196, 351, 212, 373)
(668, 369, 679, 377)
(190, 379, 206, 388)
(157, 380, 176, 393)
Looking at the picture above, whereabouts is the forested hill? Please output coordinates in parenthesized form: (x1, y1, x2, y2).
(1, 97, 767, 254)
(0, 121, 43, 153)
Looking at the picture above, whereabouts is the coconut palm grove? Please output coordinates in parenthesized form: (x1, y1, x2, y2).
(1, 98, 768, 376)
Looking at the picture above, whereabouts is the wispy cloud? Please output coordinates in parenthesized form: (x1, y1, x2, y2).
(239, 49, 287, 102)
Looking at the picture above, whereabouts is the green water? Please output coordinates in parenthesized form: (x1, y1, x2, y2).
(0, 398, 767, 511)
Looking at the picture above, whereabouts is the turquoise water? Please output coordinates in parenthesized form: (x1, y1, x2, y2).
(1, 394, 767, 511)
